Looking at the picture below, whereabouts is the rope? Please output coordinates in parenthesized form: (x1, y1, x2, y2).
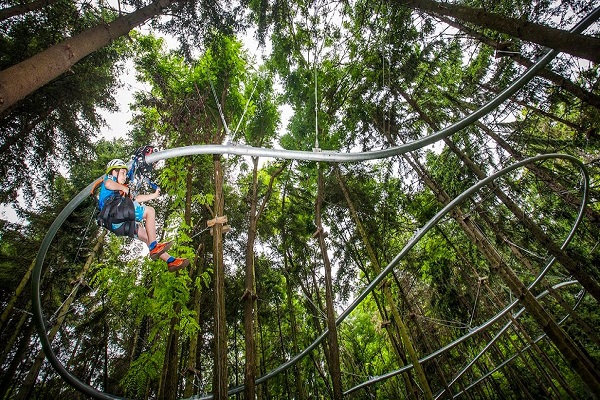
(301, 291, 328, 321)
(50, 228, 118, 332)
(13, 307, 33, 316)
(232, 76, 260, 139)
(412, 313, 469, 329)
(189, 225, 212, 240)
(51, 204, 98, 324)
(209, 78, 231, 139)
(468, 279, 481, 328)
(72, 206, 97, 263)
(48, 279, 82, 324)
(206, 76, 236, 394)
(314, 62, 319, 151)
(503, 237, 546, 260)
(312, 1, 320, 152)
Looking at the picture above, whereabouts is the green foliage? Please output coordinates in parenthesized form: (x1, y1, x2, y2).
(89, 234, 199, 395)
(120, 350, 163, 398)
(341, 295, 401, 398)
(426, 148, 475, 199)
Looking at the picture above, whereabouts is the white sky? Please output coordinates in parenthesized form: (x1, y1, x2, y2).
(98, 59, 138, 141)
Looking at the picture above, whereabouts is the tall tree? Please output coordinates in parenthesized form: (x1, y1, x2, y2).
(14, 231, 105, 400)
(238, 72, 281, 399)
(0, 1, 127, 203)
(314, 164, 343, 399)
(131, 33, 251, 399)
(0, 0, 61, 21)
(435, 14, 600, 110)
(3, 0, 599, 398)
(0, 0, 178, 114)
(392, 0, 600, 62)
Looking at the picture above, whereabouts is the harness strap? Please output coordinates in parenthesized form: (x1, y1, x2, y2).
(96, 196, 137, 238)
(89, 177, 104, 196)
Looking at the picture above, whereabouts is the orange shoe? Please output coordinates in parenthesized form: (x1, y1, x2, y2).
(167, 258, 190, 272)
(149, 241, 173, 260)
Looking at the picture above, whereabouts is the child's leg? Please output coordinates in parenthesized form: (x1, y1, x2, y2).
(137, 224, 172, 262)
(135, 202, 187, 271)
(142, 205, 157, 244)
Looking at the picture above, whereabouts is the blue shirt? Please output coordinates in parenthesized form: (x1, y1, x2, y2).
(98, 175, 120, 210)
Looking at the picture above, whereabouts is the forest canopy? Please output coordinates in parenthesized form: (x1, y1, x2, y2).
(1, 0, 599, 399)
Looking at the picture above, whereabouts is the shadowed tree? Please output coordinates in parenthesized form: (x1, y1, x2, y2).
(391, 0, 600, 63)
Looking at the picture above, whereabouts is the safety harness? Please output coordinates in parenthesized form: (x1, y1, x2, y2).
(93, 146, 159, 238)
(96, 195, 137, 237)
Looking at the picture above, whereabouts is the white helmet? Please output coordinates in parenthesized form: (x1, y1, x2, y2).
(106, 159, 128, 174)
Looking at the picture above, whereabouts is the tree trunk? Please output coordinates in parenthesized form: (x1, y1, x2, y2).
(212, 154, 228, 400)
(160, 166, 197, 400)
(395, 0, 600, 63)
(0, 0, 61, 21)
(437, 159, 600, 394)
(1, 305, 29, 364)
(434, 226, 554, 398)
(183, 164, 205, 398)
(402, 87, 600, 392)
(380, 101, 600, 395)
(159, 314, 181, 400)
(411, 151, 600, 395)
(184, 242, 205, 397)
(257, 313, 267, 399)
(241, 158, 285, 399)
(0, 318, 35, 398)
(437, 15, 600, 110)
(294, 258, 333, 397)
(243, 157, 260, 400)
(472, 83, 584, 132)
(281, 181, 307, 400)
(399, 87, 600, 303)
(478, 125, 600, 229)
(315, 165, 343, 400)
(489, 247, 600, 393)
(0, 260, 35, 332)
(448, 106, 600, 228)
(479, 214, 587, 398)
(103, 298, 109, 391)
(0, 0, 178, 114)
(362, 267, 419, 399)
(449, 135, 600, 301)
(282, 270, 307, 400)
(275, 299, 292, 400)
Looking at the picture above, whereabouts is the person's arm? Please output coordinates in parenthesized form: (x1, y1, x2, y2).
(104, 178, 130, 196)
(134, 188, 160, 203)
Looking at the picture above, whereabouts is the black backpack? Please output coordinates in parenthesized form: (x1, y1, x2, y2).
(96, 195, 137, 238)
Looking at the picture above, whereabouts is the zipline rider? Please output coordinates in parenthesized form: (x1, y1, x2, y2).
(97, 159, 189, 272)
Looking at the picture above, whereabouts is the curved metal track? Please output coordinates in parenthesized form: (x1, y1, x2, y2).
(218, 154, 589, 400)
(31, 6, 599, 400)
